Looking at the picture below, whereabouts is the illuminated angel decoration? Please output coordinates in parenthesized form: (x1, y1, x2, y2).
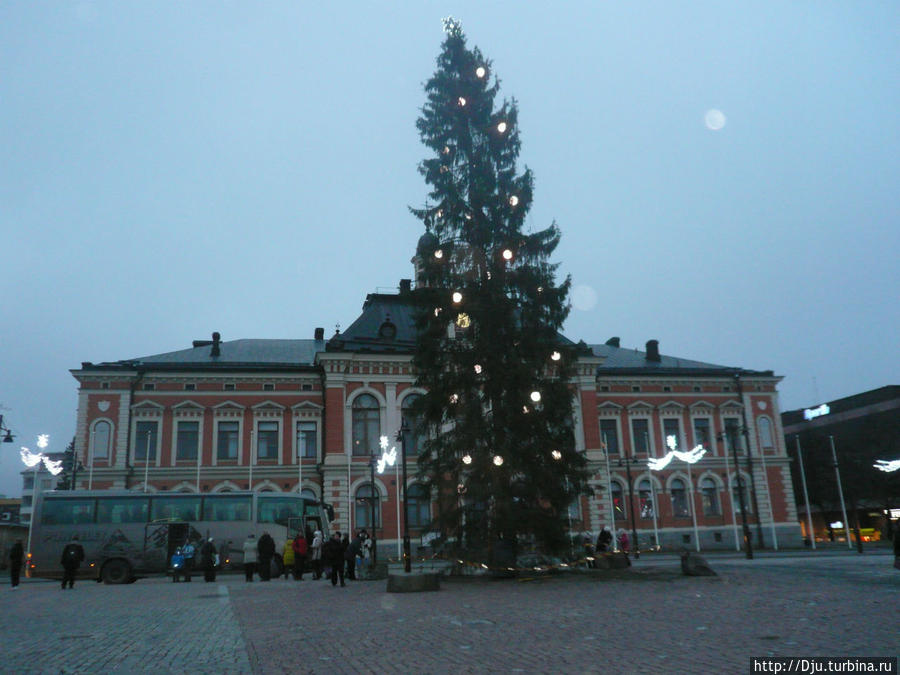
(376, 435, 397, 474)
(42, 457, 64, 476)
(647, 445, 707, 471)
(874, 459, 900, 473)
(20, 447, 43, 468)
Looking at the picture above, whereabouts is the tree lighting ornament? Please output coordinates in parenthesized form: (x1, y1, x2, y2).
(458, 96, 467, 107)
(874, 459, 900, 473)
(475, 66, 486, 78)
(550, 351, 561, 361)
(508, 195, 519, 207)
(452, 291, 463, 304)
(434, 249, 444, 259)
(551, 450, 562, 461)
(530, 391, 541, 403)
(493, 455, 504, 466)
(502, 248, 513, 261)
(497, 121, 507, 134)
(462, 454, 472, 465)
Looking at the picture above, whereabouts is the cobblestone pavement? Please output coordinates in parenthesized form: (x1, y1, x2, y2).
(0, 551, 896, 674)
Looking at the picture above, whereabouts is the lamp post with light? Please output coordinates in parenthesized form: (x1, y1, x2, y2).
(648, 437, 705, 552)
(21, 435, 63, 567)
(397, 421, 412, 573)
(0, 416, 15, 444)
(617, 451, 640, 559)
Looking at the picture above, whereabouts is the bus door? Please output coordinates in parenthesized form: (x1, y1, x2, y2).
(143, 521, 190, 570)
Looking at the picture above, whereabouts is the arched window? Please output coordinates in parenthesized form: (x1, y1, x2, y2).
(352, 394, 380, 457)
(355, 483, 380, 529)
(406, 483, 430, 528)
(300, 488, 317, 501)
(90, 421, 111, 461)
(732, 476, 752, 514)
(757, 417, 774, 449)
(401, 394, 425, 457)
(671, 478, 689, 518)
(610, 481, 625, 521)
(701, 477, 720, 516)
(638, 479, 654, 519)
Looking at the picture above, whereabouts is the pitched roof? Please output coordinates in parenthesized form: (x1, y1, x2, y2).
(82, 338, 323, 371)
(590, 342, 772, 377)
(326, 293, 418, 354)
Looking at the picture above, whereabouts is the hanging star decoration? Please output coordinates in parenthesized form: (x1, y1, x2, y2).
(20, 434, 64, 475)
(647, 445, 708, 471)
(873, 458, 900, 473)
(377, 435, 397, 474)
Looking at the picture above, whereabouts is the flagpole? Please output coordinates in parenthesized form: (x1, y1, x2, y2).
(248, 429, 254, 491)
(645, 432, 660, 550)
(347, 451, 353, 535)
(196, 442, 202, 493)
(829, 435, 852, 550)
(722, 433, 741, 551)
(602, 434, 616, 549)
(795, 436, 816, 549)
(395, 456, 401, 558)
(143, 430, 151, 493)
(88, 438, 94, 491)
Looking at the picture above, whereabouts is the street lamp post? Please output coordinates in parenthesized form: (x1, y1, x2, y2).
(735, 374, 765, 549)
(618, 452, 640, 559)
(0, 416, 15, 443)
(724, 426, 753, 559)
(648, 438, 706, 553)
(397, 421, 411, 573)
(368, 453, 378, 565)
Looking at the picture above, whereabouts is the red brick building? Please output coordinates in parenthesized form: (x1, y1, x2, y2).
(70, 283, 802, 552)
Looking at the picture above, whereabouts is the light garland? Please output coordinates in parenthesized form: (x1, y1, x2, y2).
(874, 459, 900, 473)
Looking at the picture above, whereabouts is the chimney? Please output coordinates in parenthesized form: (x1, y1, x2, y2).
(605, 336, 620, 348)
(645, 339, 660, 362)
(211, 332, 221, 358)
(399, 278, 412, 294)
(314, 327, 324, 341)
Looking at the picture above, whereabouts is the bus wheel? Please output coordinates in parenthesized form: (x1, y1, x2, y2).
(102, 559, 132, 584)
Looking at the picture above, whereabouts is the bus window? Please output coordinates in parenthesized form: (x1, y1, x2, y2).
(257, 496, 303, 526)
(202, 495, 252, 521)
(96, 498, 150, 524)
(41, 499, 96, 525)
(151, 496, 201, 521)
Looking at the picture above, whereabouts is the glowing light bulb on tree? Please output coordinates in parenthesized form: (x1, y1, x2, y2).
(530, 391, 541, 403)
(493, 455, 504, 466)
(452, 291, 463, 304)
(442, 145, 451, 155)
(462, 454, 472, 465)
(474, 364, 482, 374)
(476, 66, 486, 78)
(449, 394, 458, 404)
(458, 97, 467, 107)
(551, 450, 562, 461)
(551, 351, 561, 361)
(502, 249, 513, 261)
(509, 195, 519, 207)
(497, 121, 507, 134)
(434, 249, 443, 259)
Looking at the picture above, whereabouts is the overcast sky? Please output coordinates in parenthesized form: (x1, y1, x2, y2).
(2, 2, 897, 498)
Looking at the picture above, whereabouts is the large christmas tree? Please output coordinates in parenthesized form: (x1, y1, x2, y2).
(410, 18, 590, 559)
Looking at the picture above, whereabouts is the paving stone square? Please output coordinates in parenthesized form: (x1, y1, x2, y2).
(0, 551, 896, 674)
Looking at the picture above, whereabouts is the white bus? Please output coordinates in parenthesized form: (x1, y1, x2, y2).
(29, 490, 331, 583)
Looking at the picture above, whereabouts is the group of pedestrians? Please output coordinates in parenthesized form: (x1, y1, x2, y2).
(236, 528, 373, 587)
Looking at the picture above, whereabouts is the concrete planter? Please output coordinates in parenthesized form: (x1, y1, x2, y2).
(386, 572, 441, 593)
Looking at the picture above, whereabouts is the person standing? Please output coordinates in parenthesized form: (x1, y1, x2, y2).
(345, 532, 362, 581)
(310, 529, 323, 580)
(60, 535, 85, 589)
(323, 532, 345, 587)
(171, 547, 185, 582)
(282, 536, 295, 580)
(292, 531, 308, 580)
(242, 534, 258, 582)
(181, 538, 196, 582)
(9, 539, 23, 589)
(200, 537, 218, 583)
(257, 531, 275, 581)
(617, 529, 630, 555)
(597, 526, 613, 553)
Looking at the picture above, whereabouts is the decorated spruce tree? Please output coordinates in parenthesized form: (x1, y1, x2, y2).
(410, 18, 590, 559)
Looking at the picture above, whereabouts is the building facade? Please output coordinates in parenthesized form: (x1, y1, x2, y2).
(781, 386, 900, 543)
(69, 285, 803, 553)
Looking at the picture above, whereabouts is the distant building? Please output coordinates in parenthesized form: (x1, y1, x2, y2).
(69, 258, 803, 551)
(0, 498, 22, 523)
(782, 386, 900, 543)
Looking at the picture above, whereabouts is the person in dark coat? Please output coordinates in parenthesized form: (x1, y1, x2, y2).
(181, 538, 196, 582)
(345, 532, 362, 581)
(60, 535, 85, 589)
(9, 539, 23, 589)
(200, 537, 218, 582)
(257, 531, 276, 581)
(322, 532, 345, 587)
(597, 526, 613, 553)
